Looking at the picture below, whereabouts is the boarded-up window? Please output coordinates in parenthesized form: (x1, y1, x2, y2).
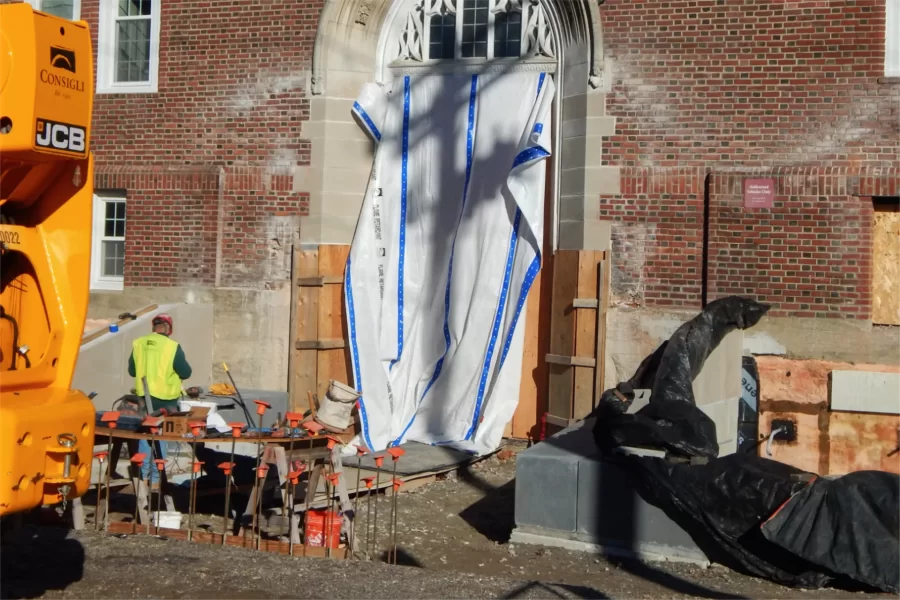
(873, 197, 900, 325)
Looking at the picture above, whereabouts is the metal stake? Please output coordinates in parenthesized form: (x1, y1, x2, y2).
(386, 447, 405, 565)
(362, 476, 375, 560)
(93, 452, 106, 532)
(372, 454, 384, 559)
(284, 413, 303, 543)
(222, 422, 243, 545)
(249, 400, 271, 551)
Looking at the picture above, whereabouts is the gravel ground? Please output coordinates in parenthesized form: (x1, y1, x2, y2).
(1, 443, 891, 599)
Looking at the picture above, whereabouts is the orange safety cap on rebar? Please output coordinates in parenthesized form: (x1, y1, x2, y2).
(101, 411, 121, 428)
(191, 461, 204, 473)
(217, 461, 235, 475)
(392, 478, 403, 492)
(130, 452, 147, 464)
(154, 459, 166, 471)
(93, 451, 109, 461)
(288, 470, 303, 485)
(285, 412, 304, 428)
(325, 473, 340, 486)
(374, 455, 385, 468)
(228, 422, 244, 437)
(363, 476, 376, 489)
(253, 399, 272, 416)
(387, 447, 405, 461)
(301, 420, 324, 435)
(256, 464, 270, 479)
(325, 435, 342, 450)
(355, 445, 369, 457)
(187, 420, 206, 436)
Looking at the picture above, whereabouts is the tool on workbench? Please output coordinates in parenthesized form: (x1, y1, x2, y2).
(362, 476, 375, 559)
(255, 463, 270, 550)
(390, 478, 403, 565)
(287, 461, 305, 556)
(351, 445, 368, 553)
(283, 412, 304, 542)
(372, 453, 385, 559)
(221, 363, 256, 426)
(218, 460, 236, 544)
(153, 458, 165, 533)
(386, 447, 405, 565)
(249, 399, 272, 549)
(188, 459, 204, 542)
(93, 451, 109, 532)
(128, 452, 147, 534)
(307, 390, 317, 420)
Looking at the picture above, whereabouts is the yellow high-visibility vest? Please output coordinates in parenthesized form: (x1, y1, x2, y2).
(133, 333, 182, 401)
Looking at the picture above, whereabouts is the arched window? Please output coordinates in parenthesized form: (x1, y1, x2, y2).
(394, 0, 555, 65)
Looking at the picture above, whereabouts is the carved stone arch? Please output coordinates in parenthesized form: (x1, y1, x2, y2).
(302, 0, 616, 254)
(310, 0, 605, 96)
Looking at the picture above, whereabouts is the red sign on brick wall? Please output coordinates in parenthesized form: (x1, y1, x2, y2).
(743, 178, 775, 209)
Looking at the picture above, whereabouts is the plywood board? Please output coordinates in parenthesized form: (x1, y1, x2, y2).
(873, 205, 900, 325)
(316, 245, 351, 400)
(573, 251, 599, 419)
(511, 255, 552, 440)
(290, 249, 319, 412)
(547, 250, 580, 420)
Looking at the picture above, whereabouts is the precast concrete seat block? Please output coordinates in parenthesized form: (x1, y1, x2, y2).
(512, 418, 710, 564)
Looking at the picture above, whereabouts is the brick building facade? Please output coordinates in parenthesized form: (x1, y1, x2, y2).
(15, 0, 898, 391)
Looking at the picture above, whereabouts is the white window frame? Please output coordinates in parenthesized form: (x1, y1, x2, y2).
(90, 192, 127, 291)
(96, 0, 161, 94)
(887, 0, 900, 76)
(425, 0, 528, 61)
(26, 0, 81, 20)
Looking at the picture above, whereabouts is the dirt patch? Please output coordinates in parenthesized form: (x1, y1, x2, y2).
(5, 443, 892, 599)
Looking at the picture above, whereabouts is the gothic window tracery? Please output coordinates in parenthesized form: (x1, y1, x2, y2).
(395, 0, 554, 64)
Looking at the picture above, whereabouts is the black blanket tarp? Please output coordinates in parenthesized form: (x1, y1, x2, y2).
(591, 296, 770, 459)
(761, 470, 900, 593)
(621, 453, 835, 588)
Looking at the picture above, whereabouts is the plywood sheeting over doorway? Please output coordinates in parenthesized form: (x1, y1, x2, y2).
(873, 199, 900, 326)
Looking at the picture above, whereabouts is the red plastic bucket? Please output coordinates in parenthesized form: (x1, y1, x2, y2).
(305, 509, 341, 548)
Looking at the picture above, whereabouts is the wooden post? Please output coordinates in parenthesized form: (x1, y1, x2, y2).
(289, 247, 320, 413)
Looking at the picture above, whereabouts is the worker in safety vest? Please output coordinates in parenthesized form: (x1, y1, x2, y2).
(127, 313, 193, 484)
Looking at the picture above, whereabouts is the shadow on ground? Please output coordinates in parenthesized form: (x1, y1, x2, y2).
(0, 521, 84, 599)
(457, 466, 517, 543)
(501, 581, 609, 599)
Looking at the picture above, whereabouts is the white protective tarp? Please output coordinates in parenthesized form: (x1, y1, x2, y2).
(344, 70, 555, 456)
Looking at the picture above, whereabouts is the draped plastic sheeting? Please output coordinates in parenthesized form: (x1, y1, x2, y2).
(343, 71, 555, 455)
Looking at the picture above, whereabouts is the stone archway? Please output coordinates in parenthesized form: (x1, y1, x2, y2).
(299, 0, 617, 252)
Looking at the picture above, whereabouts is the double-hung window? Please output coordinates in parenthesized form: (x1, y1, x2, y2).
(96, 0, 161, 93)
(91, 193, 127, 291)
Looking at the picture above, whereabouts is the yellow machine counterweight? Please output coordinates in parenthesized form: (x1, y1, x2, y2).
(0, 2, 96, 517)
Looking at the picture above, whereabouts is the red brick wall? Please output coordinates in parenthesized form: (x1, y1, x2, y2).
(599, 0, 900, 317)
(78, 0, 320, 287)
